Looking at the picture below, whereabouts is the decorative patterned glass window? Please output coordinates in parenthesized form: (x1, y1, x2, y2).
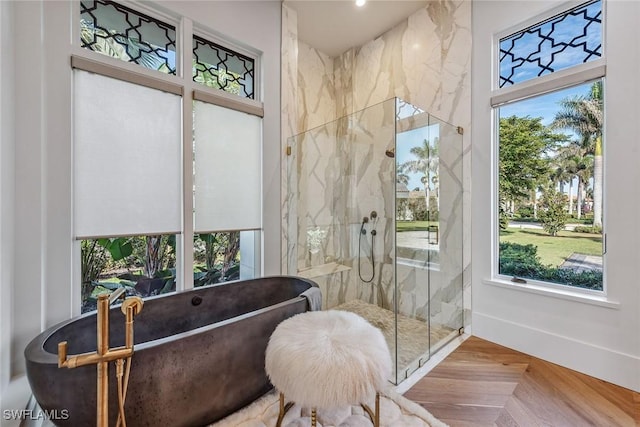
(499, 0, 602, 88)
(193, 35, 255, 99)
(493, 1, 605, 292)
(80, 0, 176, 75)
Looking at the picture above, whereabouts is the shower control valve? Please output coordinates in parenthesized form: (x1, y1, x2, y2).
(360, 216, 369, 235)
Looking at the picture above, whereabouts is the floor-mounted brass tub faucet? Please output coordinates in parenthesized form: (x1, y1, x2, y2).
(58, 288, 143, 427)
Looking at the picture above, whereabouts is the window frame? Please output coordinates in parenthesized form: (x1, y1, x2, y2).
(490, 0, 607, 295)
(70, 0, 264, 314)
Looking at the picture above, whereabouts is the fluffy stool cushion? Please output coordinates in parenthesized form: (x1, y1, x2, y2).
(265, 310, 391, 410)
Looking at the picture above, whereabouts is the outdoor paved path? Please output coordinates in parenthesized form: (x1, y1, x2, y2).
(396, 231, 438, 250)
(509, 221, 585, 231)
(560, 253, 603, 273)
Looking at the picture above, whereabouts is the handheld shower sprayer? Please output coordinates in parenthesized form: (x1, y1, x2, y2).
(358, 211, 378, 283)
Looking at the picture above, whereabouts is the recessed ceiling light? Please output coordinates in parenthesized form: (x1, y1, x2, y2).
(356, 0, 366, 7)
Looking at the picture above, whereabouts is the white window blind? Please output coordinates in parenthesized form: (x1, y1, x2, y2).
(73, 69, 182, 238)
(193, 101, 262, 232)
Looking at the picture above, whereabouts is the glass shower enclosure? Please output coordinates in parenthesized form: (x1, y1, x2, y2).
(285, 98, 464, 384)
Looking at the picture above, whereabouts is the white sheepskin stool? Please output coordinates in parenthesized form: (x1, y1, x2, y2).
(265, 310, 392, 427)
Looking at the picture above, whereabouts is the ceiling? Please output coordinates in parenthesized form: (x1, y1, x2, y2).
(285, 1, 429, 57)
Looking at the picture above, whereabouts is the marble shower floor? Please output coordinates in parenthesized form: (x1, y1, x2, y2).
(333, 299, 455, 381)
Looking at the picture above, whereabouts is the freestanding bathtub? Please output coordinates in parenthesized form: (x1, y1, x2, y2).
(25, 276, 318, 426)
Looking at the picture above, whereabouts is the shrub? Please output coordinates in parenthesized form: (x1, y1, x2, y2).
(408, 198, 428, 221)
(574, 225, 603, 234)
(515, 205, 534, 219)
(538, 188, 568, 236)
(499, 242, 602, 290)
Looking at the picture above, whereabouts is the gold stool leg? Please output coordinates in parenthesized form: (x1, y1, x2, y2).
(375, 392, 380, 427)
(311, 408, 317, 427)
(276, 392, 294, 427)
(361, 392, 381, 427)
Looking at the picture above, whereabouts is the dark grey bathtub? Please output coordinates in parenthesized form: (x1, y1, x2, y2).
(25, 276, 318, 426)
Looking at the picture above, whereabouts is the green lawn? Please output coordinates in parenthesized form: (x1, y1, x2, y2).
(396, 221, 438, 232)
(500, 228, 602, 267)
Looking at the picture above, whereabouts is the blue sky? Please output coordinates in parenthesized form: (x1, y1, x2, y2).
(500, 83, 592, 127)
(396, 125, 440, 191)
(499, 0, 601, 87)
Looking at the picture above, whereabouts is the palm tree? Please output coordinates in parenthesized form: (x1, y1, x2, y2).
(552, 143, 585, 216)
(576, 155, 594, 219)
(552, 82, 603, 227)
(399, 138, 439, 216)
(396, 172, 409, 186)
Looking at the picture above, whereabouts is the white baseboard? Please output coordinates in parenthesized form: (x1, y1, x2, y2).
(473, 312, 640, 392)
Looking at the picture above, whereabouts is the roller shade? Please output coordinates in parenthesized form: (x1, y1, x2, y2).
(73, 69, 182, 238)
(193, 101, 262, 232)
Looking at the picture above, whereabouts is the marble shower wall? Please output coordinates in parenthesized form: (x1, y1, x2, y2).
(297, 41, 336, 133)
(290, 99, 396, 310)
(281, 1, 471, 327)
(281, 4, 298, 276)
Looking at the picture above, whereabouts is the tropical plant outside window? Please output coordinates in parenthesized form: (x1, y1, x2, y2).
(193, 232, 242, 288)
(81, 235, 177, 313)
(80, 231, 244, 312)
(496, 0, 604, 291)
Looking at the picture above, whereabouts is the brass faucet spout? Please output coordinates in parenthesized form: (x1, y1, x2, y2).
(108, 287, 126, 305)
(60, 347, 134, 369)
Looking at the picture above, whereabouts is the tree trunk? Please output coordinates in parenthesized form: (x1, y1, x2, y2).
(533, 190, 538, 219)
(221, 231, 240, 277)
(145, 235, 162, 278)
(568, 179, 574, 216)
(424, 186, 430, 220)
(593, 137, 603, 228)
(202, 234, 217, 271)
(577, 180, 584, 219)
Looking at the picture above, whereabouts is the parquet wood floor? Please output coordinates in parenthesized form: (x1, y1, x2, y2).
(404, 336, 640, 426)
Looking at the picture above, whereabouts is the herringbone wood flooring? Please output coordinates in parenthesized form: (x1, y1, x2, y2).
(404, 336, 640, 426)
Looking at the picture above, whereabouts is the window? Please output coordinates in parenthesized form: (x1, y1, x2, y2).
(75, 2, 263, 312)
(193, 35, 255, 99)
(80, 0, 176, 74)
(499, 0, 602, 87)
(493, 0, 604, 291)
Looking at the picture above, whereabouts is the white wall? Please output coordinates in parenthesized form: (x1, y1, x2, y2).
(472, 0, 640, 392)
(0, 0, 282, 415)
(0, 0, 15, 411)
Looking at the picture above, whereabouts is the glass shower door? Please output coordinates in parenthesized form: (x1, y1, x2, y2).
(394, 99, 464, 380)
